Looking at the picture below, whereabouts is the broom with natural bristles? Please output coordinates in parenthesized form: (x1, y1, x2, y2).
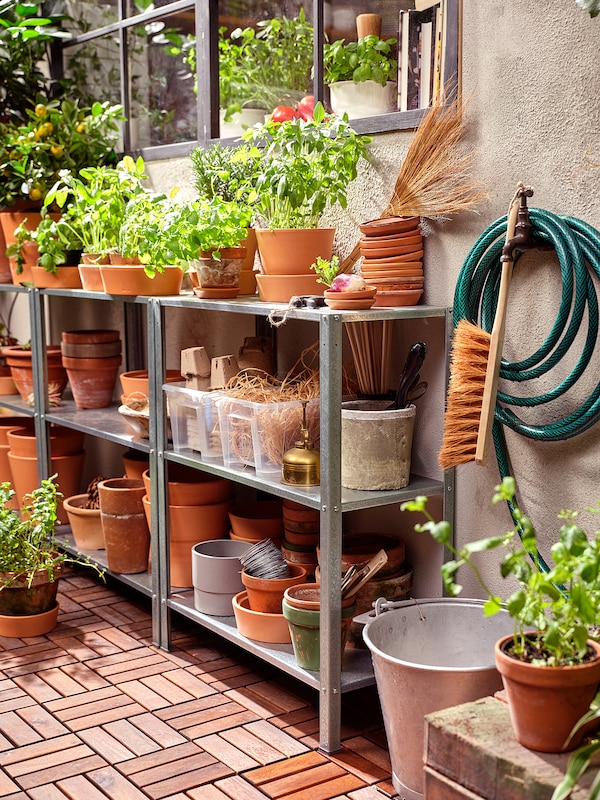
(438, 188, 522, 470)
(340, 94, 488, 272)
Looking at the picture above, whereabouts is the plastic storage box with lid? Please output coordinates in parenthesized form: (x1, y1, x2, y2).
(163, 383, 225, 461)
(217, 395, 320, 478)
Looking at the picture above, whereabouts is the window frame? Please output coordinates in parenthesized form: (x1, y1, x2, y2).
(56, 0, 460, 161)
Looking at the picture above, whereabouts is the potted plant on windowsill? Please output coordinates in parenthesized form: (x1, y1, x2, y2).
(236, 102, 370, 293)
(0, 474, 104, 637)
(402, 476, 600, 755)
(324, 34, 398, 119)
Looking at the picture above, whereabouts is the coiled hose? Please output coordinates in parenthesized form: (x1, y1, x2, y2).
(453, 208, 600, 566)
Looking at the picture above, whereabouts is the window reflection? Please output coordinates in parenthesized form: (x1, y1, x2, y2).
(60, 0, 119, 33)
(62, 35, 122, 107)
(217, 2, 314, 138)
(127, 12, 197, 147)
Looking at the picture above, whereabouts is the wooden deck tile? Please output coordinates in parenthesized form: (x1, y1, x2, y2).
(161, 669, 216, 699)
(76, 631, 128, 657)
(44, 636, 101, 662)
(0, 711, 44, 746)
(0, 766, 21, 795)
(244, 750, 326, 785)
(87, 765, 150, 799)
(0, 690, 37, 715)
(127, 712, 188, 748)
(139, 673, 198, 705)
(196, 733, 261, 772)
(119, 741, 203, 775)
(243, 720, 310, 758)
(181, 709, 260, 739)
(100, 718, 163, 756)
(185, 783, 236, 800)
(154, 694, 230, 723)
(219, 726, 287, 765)
(55, 774, 118, 799)
(341, 736, 393, 773)
(0, 733, 81, 766)
(44, 685, 129, 716)
(93, 627, 144, 651)
(327, 747, 391, 784)
(8, 752, 106, 791)
(257, 762, 351, 798)
(142, 760, 234, 799)
(34, 667, 89, 697)
(16, 705, 71, 740)
(213, 774, 282, 800)
(77, 726, 137, 763)
(59, 662, 112, 691)
(116, 680, 174, 711)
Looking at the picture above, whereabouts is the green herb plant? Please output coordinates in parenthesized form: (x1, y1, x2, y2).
(311, 255, 341, 287)
(323, 35, 398, 87)
(0, 475, 104, 590)
(190, 142, 261, 205)
(402, 476, 600, 667)
(237, 102, 370, 229)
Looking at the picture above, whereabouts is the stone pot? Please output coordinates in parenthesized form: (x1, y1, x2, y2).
(328, 79, 397, 119)
(192, 539, 252, 616)
(194, 247, 246, 292)
(98, 478, 149, 574)
(63, 494, 105, 550)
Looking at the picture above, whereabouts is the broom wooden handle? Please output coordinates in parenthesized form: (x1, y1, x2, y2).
(475, 198, 520, 465)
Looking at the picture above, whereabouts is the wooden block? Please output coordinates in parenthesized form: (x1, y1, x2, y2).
(211, 355, 239, 389)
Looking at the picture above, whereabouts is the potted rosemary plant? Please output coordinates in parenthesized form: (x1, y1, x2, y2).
(402, 476, 600, 754)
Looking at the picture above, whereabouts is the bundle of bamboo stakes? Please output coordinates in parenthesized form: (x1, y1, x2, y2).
(345, 320, 393, 397)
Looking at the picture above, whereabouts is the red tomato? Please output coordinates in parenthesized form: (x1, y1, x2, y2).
(270, 106, 298, 123)
(297, 95, 315, 121)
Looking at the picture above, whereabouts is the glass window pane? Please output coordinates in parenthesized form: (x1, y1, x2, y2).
(61, 0, 119, 32)
(62, 34, 122, 107)
(126, 0, 178, 15)
(127, 11, 197, 147)
(217, 2, 314, 138)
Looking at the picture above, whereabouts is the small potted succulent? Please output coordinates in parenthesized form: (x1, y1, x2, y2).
(324, 34, 398, 119)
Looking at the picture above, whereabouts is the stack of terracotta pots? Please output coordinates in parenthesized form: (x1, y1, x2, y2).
(358, 216, 424, 307)
(7, 424, 85, 521)
(228, 500, 284, 547)
(143, 464, 233, 588)
(61, 330, 122, 409)
(0, 417, 34, 508)
(281, 499, 319, 579)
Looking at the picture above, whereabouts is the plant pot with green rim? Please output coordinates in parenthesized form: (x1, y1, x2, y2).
(402, 477, 600, 756)
(282, 595, 356, 671)
(237, 103, 370, 275)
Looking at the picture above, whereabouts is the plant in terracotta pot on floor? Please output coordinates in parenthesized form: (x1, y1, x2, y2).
(235, 102, 371, 300)
(402, 476, 600, 755)
(0, 474, 104, 637)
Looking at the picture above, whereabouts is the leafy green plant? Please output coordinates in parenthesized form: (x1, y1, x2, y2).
(180, 197, 253, 259)
(310, 255, 340, 287)
(0, 0, 71, 125)
(190, 143, 261, 204)
(0, 98, 124, 210)
(118, 190, 182, 274)
(0, 474, 104, 589)
(402, 476, 600, 667)
(323, 35, 398, 87)
(6, 211, 82, 274)
(236, 102, 370, 229)
(551, 695, 600, 799)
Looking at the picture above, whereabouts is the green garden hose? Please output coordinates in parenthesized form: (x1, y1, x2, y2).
(452, 207, 600, 566)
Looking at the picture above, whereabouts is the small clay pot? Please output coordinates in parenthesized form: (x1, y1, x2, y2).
(229, 501, 284, 541)
(142, 466, 233, 506)
(98, 478, 149, 574)
(7, 425, 84, 457)
(242, 564, 307, 614)
(63, 494, 105, 550)
(119, 369, 182, 398)
(122, 450, 150, 480)
(62, 355, 122, 409)
(233, 591, 291, 644)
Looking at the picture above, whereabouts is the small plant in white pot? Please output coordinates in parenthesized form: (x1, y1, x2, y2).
(324, 34, 398, 119)
(402, 476, 600, 754)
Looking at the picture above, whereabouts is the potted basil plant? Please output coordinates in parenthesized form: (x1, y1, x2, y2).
(236, 101, 370, 275)
(402, 476, 600, 755)
(324, 34, 398, 119)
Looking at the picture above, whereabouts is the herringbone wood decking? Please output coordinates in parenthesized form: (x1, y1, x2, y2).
(0, 569, 398, 800)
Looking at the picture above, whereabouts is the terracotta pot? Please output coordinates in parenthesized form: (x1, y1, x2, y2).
(359, 216, 420, 237)
(7, 450, 85, 522)
(0, 603, 59, 637)
(122, 450, 149, 480)
(340, 533, 406, 579)
(78, 263, 104, 292)
(61, 340, 122, 359)
(0, 226, 12, 284)
(229, 529, 283, 548)
(283, 526, 319, 547)
(108, 253, 142, 265)
(119, 369, 182, 398)
(242, 564, 307, 614)
(233, 591, 291, 643)
(61, 330, 120, 345)
(98, 478, 149, 574)
(283, 582, 356, 612)
(238, 269, 257, 296)
(281, 543, 318, 579)
(63, 494, 105, 550)
(192, 539, 253, 616)
(3, 345, 68, 402)
(495, 634, 600, 753)
(255, 273, 325, 303)
(361, 250, 425, 267)
(7, 425, 84, 457)
(0, 417, 33, 510)
(372, 289, 423, 307)
(142, 467, 233, 506)
(62, 354, 122, 409)
(0, 367, 17, 395)
(229, 501, 284, 541)
(0, 210, 58, 285)
(0, 565, 62, 616)
(31, 266, 83, 289)
(241, 228, 257, 271)
(99, 265, 183, 296)
(255, 228, 335, 275)
(324, 293, 377, 310)
(360, 233, 423, 252)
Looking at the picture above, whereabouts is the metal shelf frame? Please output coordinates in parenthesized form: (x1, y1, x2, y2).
(0, 284, 454, 753)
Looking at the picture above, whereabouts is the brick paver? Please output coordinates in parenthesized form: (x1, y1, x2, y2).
(0, 570, 393, 798)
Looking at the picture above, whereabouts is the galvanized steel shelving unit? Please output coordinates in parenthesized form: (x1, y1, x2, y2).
(0, 285, 454, 753)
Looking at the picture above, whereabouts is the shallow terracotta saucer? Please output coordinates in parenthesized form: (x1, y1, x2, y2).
(372, 288, 423, 307)
(359, 216, 420, 237)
